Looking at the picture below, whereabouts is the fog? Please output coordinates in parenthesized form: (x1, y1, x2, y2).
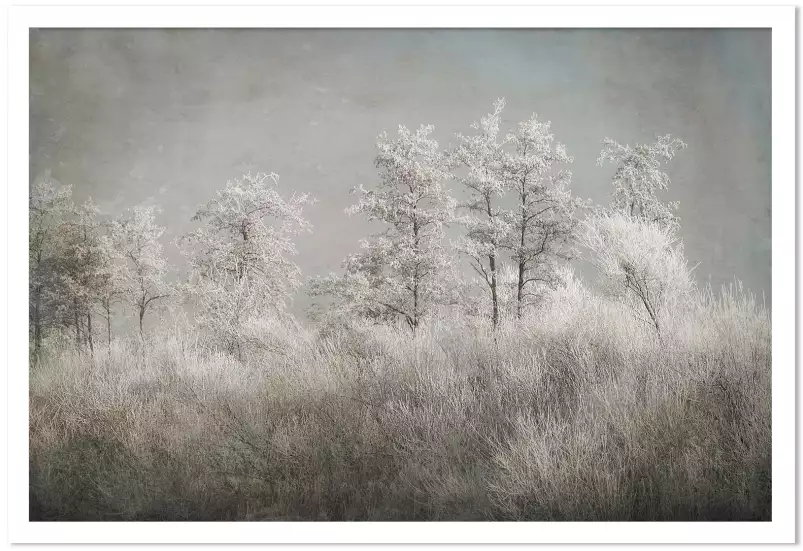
(30, 29, 771, 317)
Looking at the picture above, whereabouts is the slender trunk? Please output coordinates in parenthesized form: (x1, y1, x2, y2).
(86, 313, 94, 354)
(485, 194, 499, 330)
(106, 303, 112, 345)
(516, 262, 525, 320)
(411, 212, 420, 333)
(74, 298, 81, 345)
(489, 252, 498, 330)
(628, 274, 662, 338)
(238, 226, 249, 283)
(33, 287, 42, 358)
(139, 304, 145, 336)
(412, 280, 419, 333)
(82, 226, 91, 352)
(517, 188, 527, 320)
(642, 297, 661, 337)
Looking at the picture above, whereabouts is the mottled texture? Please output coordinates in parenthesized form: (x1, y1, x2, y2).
(30, 29, 771, 317)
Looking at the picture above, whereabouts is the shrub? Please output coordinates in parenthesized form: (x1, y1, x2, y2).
(29, 284, 770, 521)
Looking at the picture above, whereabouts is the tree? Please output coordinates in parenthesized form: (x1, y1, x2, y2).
(452, 99, 511, 330)
(93, 233, 126, 345)
(597, 134, 687, 229)
(179, 172, 313, 354)
(587, 134, 691, 336)
(29, 172, 73, 357)
(582, 211, 694, 336)
(59, 198, 109, 352)
(312, 124, 458, 331)
(500, 113, 585, 319)
(110, 205, 172, 336)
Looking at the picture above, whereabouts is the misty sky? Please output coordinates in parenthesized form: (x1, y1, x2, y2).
(30, 29, 771, 317)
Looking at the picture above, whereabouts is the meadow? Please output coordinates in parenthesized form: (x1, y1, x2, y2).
(28, 282, 771, 521)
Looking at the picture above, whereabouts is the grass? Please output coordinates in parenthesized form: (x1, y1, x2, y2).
(28, 283, 771, 521)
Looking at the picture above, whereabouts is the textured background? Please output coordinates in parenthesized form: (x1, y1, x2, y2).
(30, 29, 771, 318)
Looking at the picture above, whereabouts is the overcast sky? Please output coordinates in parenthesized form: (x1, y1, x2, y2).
(30, 29, 771, 317)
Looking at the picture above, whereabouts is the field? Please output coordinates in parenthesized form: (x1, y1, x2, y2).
(28, 284, 771, 521)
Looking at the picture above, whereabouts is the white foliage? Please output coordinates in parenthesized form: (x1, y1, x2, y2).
(452, 99, 510, 255)
(60, 199, 102, 312)
(500, 112, 586, 315)
(451, 99, 511, 327)
(313, 125, 458, 330)
(582, 211, 694, 334)
(29, 172, 74, 268)
(29, 173, 74, 348)
(92, 232, 127, 340)
(110, 205, 173, 334)
(597, 134, 687, 228)
(452, 100, 584, 325)
(179, 172, 313, 349)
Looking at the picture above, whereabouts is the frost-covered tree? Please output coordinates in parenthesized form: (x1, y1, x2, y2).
(110, 205, 172, 335)
(597, 134, 687, 229)
(582, 211, 694, 336)
(452, 99, 511, 330)
(587, 134, 691, 336)
(29, 172, 73, 356)
(59, 198, 110, 351)
(93, 233, 126, 345)
(311, 125, 457, 331)
(179, 172, 313, 353)
(500, 114, 585, 318)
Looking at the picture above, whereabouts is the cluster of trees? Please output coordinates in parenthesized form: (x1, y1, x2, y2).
(311, 100, 691, 335)
(29, 171, 313, 359)
(29, 179, 173, 356)
(29, 98, 691, 358)
(311, 100, 585, 330)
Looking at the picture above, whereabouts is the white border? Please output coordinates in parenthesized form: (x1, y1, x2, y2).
(7, 4, 795, 544)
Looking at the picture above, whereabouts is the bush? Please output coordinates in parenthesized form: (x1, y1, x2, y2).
(29, 284, 770, 520)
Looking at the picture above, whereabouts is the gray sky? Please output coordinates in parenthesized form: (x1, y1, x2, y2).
(30, 29, 771, 316)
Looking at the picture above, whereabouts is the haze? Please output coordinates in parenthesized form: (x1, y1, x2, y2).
(29, 29, 771, 317)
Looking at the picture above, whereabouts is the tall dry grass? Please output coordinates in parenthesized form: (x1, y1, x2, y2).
(29, 283, 770, 521)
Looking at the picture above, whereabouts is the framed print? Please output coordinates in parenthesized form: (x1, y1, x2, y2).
(7, 2, 795, 544)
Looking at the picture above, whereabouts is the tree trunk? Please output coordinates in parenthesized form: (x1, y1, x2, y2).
(139, 307, 145, 336)
(411, 255, 419, 332)
(489, 252, 499, 330)
(517, 187, 527, 320)
(411, 207, 420, 333)
(106, 304, 112, 345)
(516, 262, 525, 320)
(486, 194, 499, 330)
(74, 299, 81, 345)
(33, 287, 42, 358)
(412, 280, 419, 333)
(86, 313, 94, 354)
